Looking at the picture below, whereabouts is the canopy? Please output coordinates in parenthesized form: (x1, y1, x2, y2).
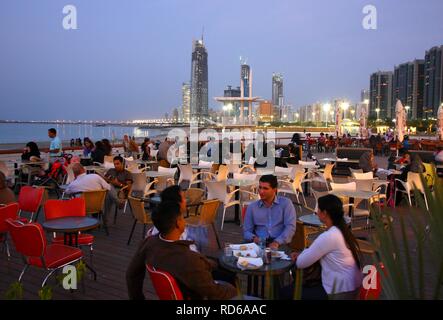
(395, 100, 406, 143)
(438, 104, 443, 141)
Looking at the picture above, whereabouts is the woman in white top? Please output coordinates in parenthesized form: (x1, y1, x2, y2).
(288, 194, 362, 299)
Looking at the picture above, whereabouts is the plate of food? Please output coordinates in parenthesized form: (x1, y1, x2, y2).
(233, 249, 259, 258)
(237, 257, 263, 270)
(271, 250, 285, 259)
(229, 243, 258, 251)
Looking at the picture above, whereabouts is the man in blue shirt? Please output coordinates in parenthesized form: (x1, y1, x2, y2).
(48, 128, 63, 158)
(243, 175, 296, 250)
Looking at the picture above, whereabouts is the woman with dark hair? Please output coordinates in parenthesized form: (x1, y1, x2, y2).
(286, 143, 300, 165)
(91, 141, 106, 164)
(284, 195, 362, 300)
(101, 139, 113, 156)
(83, 137, 94, 157)
(21, 141, 41, 161)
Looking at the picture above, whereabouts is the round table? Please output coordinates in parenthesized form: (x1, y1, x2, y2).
(42, 216, 100, 246)
(299, 213, 351, 227)
(219, 249, 294, 298)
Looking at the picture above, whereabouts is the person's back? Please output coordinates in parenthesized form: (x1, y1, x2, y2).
(66, 172, 111, 194)
(297, 226, 361, 295)
(128, 235, 235, 299)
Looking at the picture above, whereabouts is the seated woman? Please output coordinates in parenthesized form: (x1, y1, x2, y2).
(282, 194, 362, 300)
(21, 141, 41, 161)
(359, 151, 378, 174)
(91, 141, 106, 164)
(83, 137, 94, 158)
(286, 143, 300, 165)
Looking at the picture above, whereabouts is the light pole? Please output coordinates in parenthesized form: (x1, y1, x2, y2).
(312, 112, 316, 126)
(350, 109, 355, 120)
(295, 112, 300, 126)
(375, 108, 381, 121)
(323, 103, 331, 128)
(405, 105, 410, 120)
(341, 102, 349, 119)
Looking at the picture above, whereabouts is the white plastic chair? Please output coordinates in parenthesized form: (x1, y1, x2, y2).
(278, 171, 308, 206)
(395, 172, 429, 210)
(205, 180, 241, 231)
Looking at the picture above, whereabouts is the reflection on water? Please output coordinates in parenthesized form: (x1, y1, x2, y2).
(0, 123, 165, 144)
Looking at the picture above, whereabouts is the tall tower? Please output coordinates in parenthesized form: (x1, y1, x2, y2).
(190, 39, 208, 123)
(272, 73, 284, 120)
(182, 82, 191, 123)
(424, 45, 443, 119)
(240, 63, 252, 124)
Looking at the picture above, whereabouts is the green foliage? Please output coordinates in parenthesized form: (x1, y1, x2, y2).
(371, 167, 443, 299)
(4, 281, 24, 300)
(38, 285, 53, 300)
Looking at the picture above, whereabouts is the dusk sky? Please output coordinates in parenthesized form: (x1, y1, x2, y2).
(1, 0, 442, 121)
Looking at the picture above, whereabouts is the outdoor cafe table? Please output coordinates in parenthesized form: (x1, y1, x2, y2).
(226, 179, 257, 224)
(41, 216, 99, 280)
(218, 248, 294, 299)
(41, 216, 100, 247)
(144, 171, 175, 182)
(143, 195, 202, 217)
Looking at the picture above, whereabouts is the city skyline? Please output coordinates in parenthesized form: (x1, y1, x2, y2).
(1, 0, 443, 120)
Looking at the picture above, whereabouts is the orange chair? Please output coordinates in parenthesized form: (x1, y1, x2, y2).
(147, 264, 184, 300)
(6, 219, 83, 287)
(18, 186, 44, 222)
(0, 203, 20, 259)
(43, 198, 94, 259)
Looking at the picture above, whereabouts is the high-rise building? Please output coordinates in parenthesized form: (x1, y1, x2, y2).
(361, 89, 369, 102)
(172, 108, 179, 123)
(240, 64, 252, 122)
(392, 60, 425, 120)
(182, 82, 191, 123)
(257, 100, 273, 122)
(190, 39, 208, 122)
(272, 73, 284, 119)
(424, 45, 443, 119)
(369, 71, 393, 119)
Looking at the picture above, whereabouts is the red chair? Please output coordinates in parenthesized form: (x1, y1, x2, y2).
(147, 264, 184, 300)
(6, 218, 83, 287)
(0, 203, 20, 259)
(43, 198, 94, 259)
(18, 186, 45, 222)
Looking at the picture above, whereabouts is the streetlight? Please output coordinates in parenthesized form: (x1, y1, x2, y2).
(405, 105, 410, 119)
(323, 103, 331, 127)
(350, 109, 355, 120)
(312, 112, 316, 126)
(375, 108, 381, 121)
(341, 102, 349, 119)
(295, 112, 300, 126)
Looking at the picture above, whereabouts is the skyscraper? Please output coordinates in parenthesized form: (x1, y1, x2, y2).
(361, 89, 369, 102)
(240, 64, 252, 123)
(190, 39, 208, 122)
(272, 73, 284, 120)
(424, 45, 443, 119)
(392, 60, 425, 120)
(369, 71, 393, 119)
(182, 82, 191, 123)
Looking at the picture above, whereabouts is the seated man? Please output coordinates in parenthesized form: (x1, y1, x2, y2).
(126, 201, 237, 300)
(103, 156, 133, 206)
(243, 175, 296, 249)
(65, 163, 120, 225)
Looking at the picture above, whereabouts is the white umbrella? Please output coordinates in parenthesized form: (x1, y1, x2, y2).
(395, 100, 406, 143)
(438, 104, 443, 141)
(335, 105, 342, 137)
(359, 105, 368, 139)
